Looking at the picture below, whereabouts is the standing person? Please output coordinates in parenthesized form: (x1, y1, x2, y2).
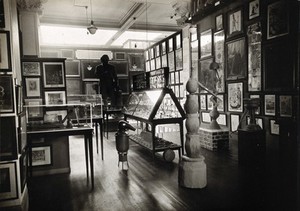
(95, 54, 118, 107)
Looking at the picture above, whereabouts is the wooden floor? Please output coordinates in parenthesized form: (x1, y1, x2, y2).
(26, 132, 298, 211)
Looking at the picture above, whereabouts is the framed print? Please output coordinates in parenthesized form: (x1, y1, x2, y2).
(270, 119, 279, 135)
(83, 81, 98, 95)
(215, 14, 223, 31)
(45, 91, 66, 105)
(168, 51, 175, 72)
(230, 114, 240, 132)
(199, 58, 214, 92)
(217, 113, 227, 126)
(228, 82, 243, 112)
(201, 111, 211, 123)
(66, 78, 81, 95)
(227, 8, 243, 38)
(247, 22, 262, 91)
(0, 162, 17, 200)
(161, 54, 167, 68)
(32, 145, 52, 167)
(200, 94, 207, 110)
(65, 60, 80, 77)
(0, 75, 14, 113)
(0, 31, 11, 71)
(264, 94, 276, 116)
(128, 54, 145, 72)
(115, 52, 126, 60)
(22, 62, 40, 76)
(175, 48, 183, 70)
(19, 151, 27, 193)
(43, 62, 65, 88)
(249, 0, 259, 20)
(214, 30, 225, 93)
(162, 42, 166, 55)
(279, 95, 292, 117)
(200, 29, 212, 59)
(81, 60, 100, 79)
(226, 37, 247, 80)
(249, 94, 261, 115)
(24, 99, 43, 118)
(267, 1, 289, 40)
(156, 57, 161, 69)
(0, 117, 17, 161)
(25, 77, 40, 97)
(176, 33, 181, 49)
(168, 38, 173, 52)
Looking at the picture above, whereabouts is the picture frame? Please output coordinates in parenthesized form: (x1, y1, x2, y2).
(0, 162, 18, 200)
(201, 111, 211, 123)
(0, 31, 11, 71)
(267, 1, 289, 40)
(22, 62, 41, 76)
(228, 82, 243, 112)
(279, 95, 292, 117)
(66, 78, 81, 95)
(168, 38, 173, 52)
(264, 94, 276, 116)
(25, 77, 41, 97)
(215, 14, 223, 31)
(226, 37, 247, 80)
(43, 62, 65, 88)
(199, 57, 214, 93)
(217, 113, 227, 126)
(81, 60, 100, 80)
(44, 110, 68, 124)
(175, 48, 183, 70)
(230, 114, 240, 132)
(32, 145, 52, 167)
(65, 60, 80, 77)
(45, 91, 66, 105)
(227, 8, 243, 39)
(270, 119, 279, 135)
(115, 52, 126, 60)
(213, 30, 225, 93)
(200, 29, 212, 59)
(110, 61, 129, 76)
(24, 99, 43, 118)
(176, 33, 181, 49)
(200, 94, 207, 110)
(0, 116, 17, 161)
(249, 0, 259, 20)
(247, 22, 262, 91)
(128, 53, 145, 72)
(83, 81, 99, 95)
(0, 75, 14, 113)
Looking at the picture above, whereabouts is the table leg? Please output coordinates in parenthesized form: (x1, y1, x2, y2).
(84, 136, 89, 184)
(95, 122, 99, 154)
(100, 119, 104, 160)
(88, 134, 94, 190)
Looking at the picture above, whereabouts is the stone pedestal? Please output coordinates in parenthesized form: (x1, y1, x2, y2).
(178, 155, 207, 188)
(199, 125, 229, 151)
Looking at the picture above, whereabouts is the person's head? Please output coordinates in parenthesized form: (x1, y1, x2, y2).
(101, 54, 109, 65)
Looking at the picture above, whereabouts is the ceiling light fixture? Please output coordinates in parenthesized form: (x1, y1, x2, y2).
(87, 0, 97, 35)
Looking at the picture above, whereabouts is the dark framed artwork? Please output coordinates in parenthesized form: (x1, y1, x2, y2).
(216, 94, 224, 112)
(32, 145, 52, 167)
(43, 62, 65, 88)
(150, 48, 155, 59)
(267, 0, 289, 40)
(198, 57, 214, 92)
(207, 94, 213, 110)
(227, 8, 243, 39)
(0, 0, 5, 28)
(226, 37, 247, 80)
(144, 50, 149, 61)
(279, 95, 292, 117)
(150, 59, 155, 71)
(81, 60, 100, 80)
(65, 60, 80, 77)
(249, 0, 260, 20)
(247, 22, 262, 91)
(145, 61, 150, 72)
(230, 114, 240, 132)
(66, 78, 81, 95)
(45, 91, 66, 105)
(228, 82, 243, 112)
(264, 94, 276, 116)
(175, 48, 183, 70)
(200, 29, 212, 59)
(270, 119, 279, 135)
(24, 99, 43, 118)
(0, 31, 11, 71)
(215, 14, 223, 31)
(0, 162, 18, 200)
(22, 62, 41, 76)
(0, 116, 17, 161)
(213, 30, 225, 93)
(0, 75, 14, 113)
(25, 77, 40, 97)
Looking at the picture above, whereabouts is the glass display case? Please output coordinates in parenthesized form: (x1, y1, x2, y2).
(123, 87, 185, 159)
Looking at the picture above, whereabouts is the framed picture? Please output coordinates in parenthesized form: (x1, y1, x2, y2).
(217, 113, 227, 126)
(175, 48, 183, 70)
(270, 119, 279, 135)
(200, 94, 207, 110)
(0, 162, 18, 200)
(199, 58, 214, 92)
(227, 8, 243, 39)
(168, 38, 173, 52)
(201, 111, 211, 123)
(115, 52, 126, 60)
(176, 33, 181, 49)
(267, 1, 289, 40)
(228, 82, 243, 112)
(168, 51, 175, 72)
(0, 31, 11, 71)
(279, 95, 292, 117)
(32, 145, 52, 167)
(249, 0, 259, 20)
(230, 114, 240, 132)
(110, 61, 128, 76)
(65, 60, 80, 77)
(0, 75, 14, 113)
(246, 116, 263, 129)
(249, 94, 261, 115)
(45, 91, 66, 105)
(43, 62, 65, 88)
(19, 151, 27, 193)
(215, 14, 223, 31)
(226, 37, 247, 80)
(247, 22, 262, 91)
(81, 60, 100, 80)
(162, 41, 166, 55)
(25, 77, 40, 97)
(0, 117, 17, 161)
(22, 62, 40, 76)
(24, 99, 43, 118)
(213, 30, 225, 93)
(83, 81, 98, 95)
(264, 94, 276, 116)
(200, 29, 212, 59)
(128, 54, 145, 72)
(66, 78, 81, 95)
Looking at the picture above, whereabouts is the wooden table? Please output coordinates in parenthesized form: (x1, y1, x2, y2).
(27, 126, 95, 190)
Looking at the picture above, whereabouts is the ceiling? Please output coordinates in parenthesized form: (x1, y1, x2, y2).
(36, 0, 190, 49)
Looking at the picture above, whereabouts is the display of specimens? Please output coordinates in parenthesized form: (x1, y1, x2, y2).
(43, 62, 65, 88)
(0, 162, 17, 200)
(270, 119, 279, 135)
(45, 91, 66, 105)
(264, 95, 276, 116)
(213, 30, 225, 93)
(25, 77, 40, 97)
(200, 29, 212, 59)
(279, 95, 292, 117)
(247, 22, 262, 91)
(0, 75, 14, 113)
(22, 62, 40, 76)
(228, 82, 243, 112)
(32, 146, 52, 166)
(230, 114, 240, 132)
